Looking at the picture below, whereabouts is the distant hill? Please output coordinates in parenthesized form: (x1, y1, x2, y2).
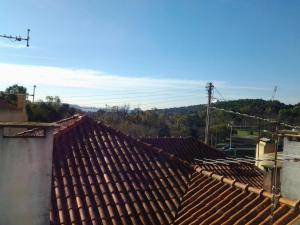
(79, 98, 300, 140)
(153, 99, 292, 118)
(151, 104, 206, 115)
(69, 104, 100, 112)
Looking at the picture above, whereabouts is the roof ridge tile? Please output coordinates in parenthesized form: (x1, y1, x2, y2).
(194, 166, 300, 210)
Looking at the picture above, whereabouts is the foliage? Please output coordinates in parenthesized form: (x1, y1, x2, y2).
(87, 99, 300, 141)
(2, 85, 300, 142)
(26, 96, 79, 122)
(0, 84, 28, 105)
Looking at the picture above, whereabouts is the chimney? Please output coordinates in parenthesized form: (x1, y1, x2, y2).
(0, 122, 57, 225)
(262, 167, 281, 193)
(255, 138, 276, 170)
(256, 138, 282, 193)
(16, 94, 26, 113)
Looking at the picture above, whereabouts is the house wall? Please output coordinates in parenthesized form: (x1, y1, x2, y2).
(0, 109, 27, 122)
(281, 137, 300, 200)
(0, 127, 54, 225)
(0, 94, 28, 122)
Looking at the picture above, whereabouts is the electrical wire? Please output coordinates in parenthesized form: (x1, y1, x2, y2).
(214, 87, 227, 101)
(210, 106, 300, 129)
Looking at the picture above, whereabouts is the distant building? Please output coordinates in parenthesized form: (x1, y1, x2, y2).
(256, 132, 300, 201)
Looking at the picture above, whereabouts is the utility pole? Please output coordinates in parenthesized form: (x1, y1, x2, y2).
(270, 122, 280, 224)
(32, 85, 36, 103)
(205, 82, 214, 145)
(27, 85, 36, 102)
(0, 29, 30, 47)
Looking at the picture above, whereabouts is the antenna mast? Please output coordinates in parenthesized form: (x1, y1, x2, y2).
(0, 29, 30, 47)
(271, 86, 278, 101)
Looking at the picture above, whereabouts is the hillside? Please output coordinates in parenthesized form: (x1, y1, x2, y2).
(87, 99, 300, 142)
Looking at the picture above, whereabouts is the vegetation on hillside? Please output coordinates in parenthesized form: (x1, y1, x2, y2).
(88, 99, 300, 143)
(2, 85, 300, 143)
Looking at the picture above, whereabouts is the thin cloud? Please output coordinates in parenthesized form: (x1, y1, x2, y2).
(0, 41, 26, 49)
(0, 63, 267, 92)
(0, 63, 284, 108)
(0, 63, 209, 90)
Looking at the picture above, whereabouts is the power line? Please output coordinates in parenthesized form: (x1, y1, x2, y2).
(214, 87, 227, 101)
(210, 106, 300, 129)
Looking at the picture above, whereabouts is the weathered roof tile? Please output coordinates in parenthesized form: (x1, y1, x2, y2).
(49, 115, 300, 225)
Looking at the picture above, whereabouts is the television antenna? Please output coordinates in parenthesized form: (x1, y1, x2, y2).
(271, 86, 278, 101)
(0, 29, 30, 47)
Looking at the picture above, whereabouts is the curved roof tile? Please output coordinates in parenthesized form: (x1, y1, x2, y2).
(49, 115, 300, 225)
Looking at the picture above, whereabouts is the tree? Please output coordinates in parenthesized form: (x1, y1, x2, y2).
(0, 84, 28, 105)
(5, 84, 27, 95)
(26, 96, 79, 122)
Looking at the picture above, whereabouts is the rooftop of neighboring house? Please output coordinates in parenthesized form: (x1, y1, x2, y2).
(140, 136, 226, 161)
(141, 136, 264, 188)
(47, 114, 300, 225)
(279, 130, 300, 138)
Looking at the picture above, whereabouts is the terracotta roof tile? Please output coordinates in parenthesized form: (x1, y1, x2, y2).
(174, 167, 300, 225)
(51, 116, 192, 225)
(197, 162, 264, 188)
(141, 137, 264, 188)
(140, 137, 225, 162)
(49, 115, 300, 225)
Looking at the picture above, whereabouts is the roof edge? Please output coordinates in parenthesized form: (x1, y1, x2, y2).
(195, 166, 300, 209)
(54, 114, 87, 138)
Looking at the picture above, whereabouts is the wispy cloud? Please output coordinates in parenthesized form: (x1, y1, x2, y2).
(0, 41, 26, 49)
(0, 63, 209, 90)
(0, 63, 212, 108)
(0, 63, 283, 108)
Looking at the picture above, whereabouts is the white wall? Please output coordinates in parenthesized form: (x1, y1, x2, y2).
(0, 128, 54, 225)
(281, 137, 300, 200)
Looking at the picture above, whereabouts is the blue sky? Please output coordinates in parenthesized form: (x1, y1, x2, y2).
(1, 0, 299, 109)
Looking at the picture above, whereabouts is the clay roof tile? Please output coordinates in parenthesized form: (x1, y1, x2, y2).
(49, 115, 300, 225)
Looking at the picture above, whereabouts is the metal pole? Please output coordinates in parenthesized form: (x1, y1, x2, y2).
(32, 85, 36, 103)
(231, 124, 233, 149)
(26, 29, 30, 47)
(270, 123, 280, 224)
(228, 121, 236, 157)
(205, 82, 214, 145)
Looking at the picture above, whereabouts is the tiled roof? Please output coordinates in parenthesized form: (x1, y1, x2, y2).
(49, 115, 300, 225)
(175, 168, 300, 225)
(196, 162, 264, 188)
(51, 115, 192, 225)
(0, 99, 17, 110)
(141, 137, 264, 188)
(140, 137, 226, 162)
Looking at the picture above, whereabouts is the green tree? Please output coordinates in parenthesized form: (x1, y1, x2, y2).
(26, 96, 79, 122)
(0, 84, 27, 105)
